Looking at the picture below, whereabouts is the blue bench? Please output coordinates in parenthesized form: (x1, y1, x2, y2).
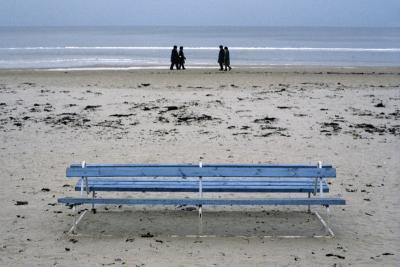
(58, 161, 345, 236)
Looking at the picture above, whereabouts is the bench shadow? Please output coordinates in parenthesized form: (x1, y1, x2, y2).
(71, 207, 330, 237)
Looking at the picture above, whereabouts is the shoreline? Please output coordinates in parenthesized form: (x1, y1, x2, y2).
(1, 65, 400, 74)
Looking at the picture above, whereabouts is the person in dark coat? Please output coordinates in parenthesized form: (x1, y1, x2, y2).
(170, 45, 179, 70)
(218, 45, 224, 71)
(224, 46, 232, 71)
(178, 46, 186, 70)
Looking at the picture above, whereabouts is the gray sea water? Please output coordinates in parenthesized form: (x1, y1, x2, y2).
(0, 26, 399, 69)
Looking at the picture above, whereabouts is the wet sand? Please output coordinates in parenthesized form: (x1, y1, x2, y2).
(0, 67, 399, 266)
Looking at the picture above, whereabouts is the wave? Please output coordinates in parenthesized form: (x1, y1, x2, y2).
(0, 58, 156, 64)
(1, 46, 399, 52)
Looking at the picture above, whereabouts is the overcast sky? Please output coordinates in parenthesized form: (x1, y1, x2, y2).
(1, 0, 399, 27)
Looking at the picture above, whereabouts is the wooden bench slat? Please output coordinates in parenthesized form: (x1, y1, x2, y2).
(74, 179, 329, 193)
(75, 178, 325, 183)
(58, 197, 346, 206)
(70, 163, 333, 168)
(67, 166, 336, 178)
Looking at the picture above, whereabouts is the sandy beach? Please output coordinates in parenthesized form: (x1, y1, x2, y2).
(0, 66, 399, 266)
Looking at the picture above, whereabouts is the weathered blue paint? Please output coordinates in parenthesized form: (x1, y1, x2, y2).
(69, 163, 333, 168)
(74, 179, 329, 193)
(66, 164, 336, 178)
(58, 197, 346, 206)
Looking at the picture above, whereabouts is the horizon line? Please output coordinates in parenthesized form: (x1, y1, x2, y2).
(1, 25, 400, 29)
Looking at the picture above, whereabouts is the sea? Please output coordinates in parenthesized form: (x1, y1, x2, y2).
(0, 26, 399, 69)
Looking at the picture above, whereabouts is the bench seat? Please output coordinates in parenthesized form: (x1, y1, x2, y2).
(58, 197, 345, 206)
(74, 178, 329, 193)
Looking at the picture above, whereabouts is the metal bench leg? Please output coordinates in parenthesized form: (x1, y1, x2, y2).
(307, 192, 311, 213)
(198, 162, 204, 235)
(326, 205, 331, 228)
(198, 209, 203, 236)
(198, 164, 203, 219)
(315, 209, 335, 238)
(91, 191, 96, 213)
(67, 205, 88, 235)
(72, 205, 77, 234)
(69, 205, 78, 235)
(314, 161, 334, 237)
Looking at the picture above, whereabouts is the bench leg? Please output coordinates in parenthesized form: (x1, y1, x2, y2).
(67, 205, 88, 235)
(307, 193, 311, 213)
(69, 205, 78, 234)
(314, 210, 334, 237)
(91, 191, 96, 214)
(198, 175, 203, 218)
(198, 208, 203, 236)
(72, 205, 77, 233)
(325, 205, 331, 230)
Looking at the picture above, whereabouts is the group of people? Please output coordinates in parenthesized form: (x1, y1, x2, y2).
(169, 45, 232, 71)
(170, 45, 186, 70)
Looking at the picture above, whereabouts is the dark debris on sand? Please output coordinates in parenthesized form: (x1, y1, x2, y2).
(357, 123, 400, 136)
(325, 253, 345, 259)
(140, 232, 154, 238)
(374, 102, 385, 108)
(253, 116, 277, 124)
(109, 113, 135, 118)
(175, 113, 221, 124)
(15, 201, 29, 206)
(44, 113, 91, 128)
(83, 105, 101, 111)
(158, 105, 186, 114)
(320, 122, 342, 135)
(252, 116, 289, 137)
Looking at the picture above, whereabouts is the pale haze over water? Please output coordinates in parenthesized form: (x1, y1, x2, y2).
(0, 26, 399, 69)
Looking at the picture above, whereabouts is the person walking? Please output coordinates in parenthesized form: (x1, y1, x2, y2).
(218, 45, 224, 71)
(170, 45, 180, 70)
(224, 46, 232, 71)
(178, 46, 186, 70)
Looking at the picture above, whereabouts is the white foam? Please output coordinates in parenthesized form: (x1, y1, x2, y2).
(41, 65, 237, 71)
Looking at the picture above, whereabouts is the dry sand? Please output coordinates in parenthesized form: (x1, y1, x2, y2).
(0, 67, 399, 266)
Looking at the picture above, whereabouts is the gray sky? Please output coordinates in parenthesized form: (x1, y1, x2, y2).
(1, 0, 399, 27)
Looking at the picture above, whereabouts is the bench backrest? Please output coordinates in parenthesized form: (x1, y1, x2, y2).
(66, 164, 336, 178)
